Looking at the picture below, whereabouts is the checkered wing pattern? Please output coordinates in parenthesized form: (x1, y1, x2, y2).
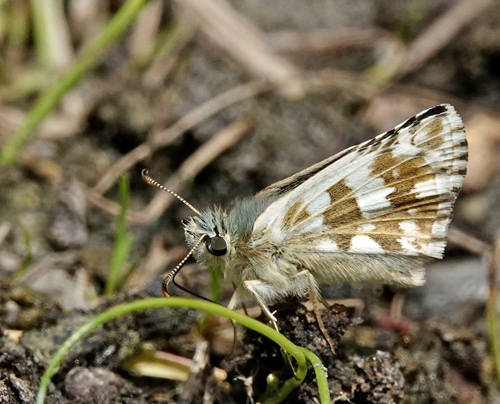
(253, 104, 467, 286)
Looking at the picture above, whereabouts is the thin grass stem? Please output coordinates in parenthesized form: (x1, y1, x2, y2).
(35, 297, 331, 404)
(0, 0, 149, 165)
(105, 175, 133, 296)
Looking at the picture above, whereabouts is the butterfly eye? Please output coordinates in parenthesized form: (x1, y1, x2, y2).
(206, 236, 228, 256)
(181, 219, 189, 226)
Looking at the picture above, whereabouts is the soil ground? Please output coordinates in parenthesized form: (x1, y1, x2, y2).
(1, 1, 500, 403)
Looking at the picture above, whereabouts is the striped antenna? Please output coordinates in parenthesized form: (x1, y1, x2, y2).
(141, 169, 200, 215)
(162, 234, 206, 297)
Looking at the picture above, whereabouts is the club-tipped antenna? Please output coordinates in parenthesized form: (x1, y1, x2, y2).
(162, 234, 206, 297)
(141, 169, 200, 215)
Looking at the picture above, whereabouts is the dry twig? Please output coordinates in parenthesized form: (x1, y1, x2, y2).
(268, 28, 395, 54)
(86, 118, 253, 223)
(448, 228, 493, 256)
(129, 239, 187, 287)
(131, 117, 253, 223)
(142, 17, 199, 90)
(305, 69, 381, 99)
(128, 0, 163, 62)
(175, 0, 306, 100)
(398, 0, 493, 78)
(92, 79, 267, 195)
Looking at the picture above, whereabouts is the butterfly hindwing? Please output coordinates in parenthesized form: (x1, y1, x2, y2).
(252, 104, 467, 285)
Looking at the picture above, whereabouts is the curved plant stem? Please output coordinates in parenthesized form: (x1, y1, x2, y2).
(35, 297, 331, 404)
(300, 347, 330, 403)
(0, 0, 149, 166)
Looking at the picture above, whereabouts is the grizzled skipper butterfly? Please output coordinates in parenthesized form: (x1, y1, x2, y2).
(143, 104, 467, 350)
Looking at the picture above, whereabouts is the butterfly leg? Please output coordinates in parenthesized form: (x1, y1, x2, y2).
(241, 279, 300, 377)
(227, 288, 241, 312)
(241, 280, 279, 332)
(225, 290, 244, 358)
(227, 285, 278, 332)
(291, 269, 336, 355)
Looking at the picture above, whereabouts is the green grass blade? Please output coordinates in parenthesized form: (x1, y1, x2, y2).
(29, 0, 70, 69)
(11, 224, 33, 281)
(0, 0, 149, 165)
(35, 297, 327, 404)
(208, 266, 221, 303)
(105, 174, 133, 296)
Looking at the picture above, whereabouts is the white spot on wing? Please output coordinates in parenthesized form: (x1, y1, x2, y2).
(412, 177, 442, 198)
(299, 216, 324, 233)
(413, 172, 456, 199)
(358, 223, 376, 232)
(392, 141, 420, 158)
(344, 153, 395, 216)
(349, 235, 384, 253)
(427, 240, 445, 258)
(356, 187, 395, 215)
(314, 239, 338, 252)
(306, 192, 331, 215)
(398, 236, 420, 254)
(437, 202, 452, 212)
(399, 220, 417, 235)
(431, 220, 448, 237)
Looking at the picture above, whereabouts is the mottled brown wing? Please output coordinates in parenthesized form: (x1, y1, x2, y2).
(253, 104, 467, 261)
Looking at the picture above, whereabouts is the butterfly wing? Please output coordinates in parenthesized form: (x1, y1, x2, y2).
(255, 145, 355, 199)
(252, 104, 467, 286)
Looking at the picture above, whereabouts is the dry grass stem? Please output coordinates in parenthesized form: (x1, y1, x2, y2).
(19, 152, 63, 182)
(142, 19, 199, 89)
(306, 69, 381, 99)
(93, 144, 153, 195)
(448, 227, 494, 257)
(93, 80, 267, 195)
(122, 344, 227, 382)
(82, 183, 123, 217)
(268, 29, 395, 53)
(0, 104, 88, 143)
(149, 80, 265, 148)
(86, 118, 252, 222)
(307, 68, 476, 117)
(128, 0, 163, 62)
(68, 0, 108, 49)
(130, 117, 253, 223)
(129, 239, 187, 287)
(175, 0, 306, 100)
(399, 0, 493, 78)
(179, 341, 212, 401)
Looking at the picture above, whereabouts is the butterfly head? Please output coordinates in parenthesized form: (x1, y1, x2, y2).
(182, 207, 232, 267)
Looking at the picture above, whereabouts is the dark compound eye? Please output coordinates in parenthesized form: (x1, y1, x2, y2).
(206, 236, 228, 256)
(181, 218, 189, 226)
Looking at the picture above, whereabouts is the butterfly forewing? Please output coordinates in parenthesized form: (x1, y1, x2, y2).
(252, 104, 467, 286)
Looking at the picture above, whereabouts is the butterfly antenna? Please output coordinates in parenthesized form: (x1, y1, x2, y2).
(172, 272, 221, 304)
(142, 169, 200, 215)
(162, 235, 206, 297)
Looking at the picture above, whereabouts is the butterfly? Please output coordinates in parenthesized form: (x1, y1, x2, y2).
(143, 103, 467, 349)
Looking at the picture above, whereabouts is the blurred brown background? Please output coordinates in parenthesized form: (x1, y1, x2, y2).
(1, 0, 500, 403)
